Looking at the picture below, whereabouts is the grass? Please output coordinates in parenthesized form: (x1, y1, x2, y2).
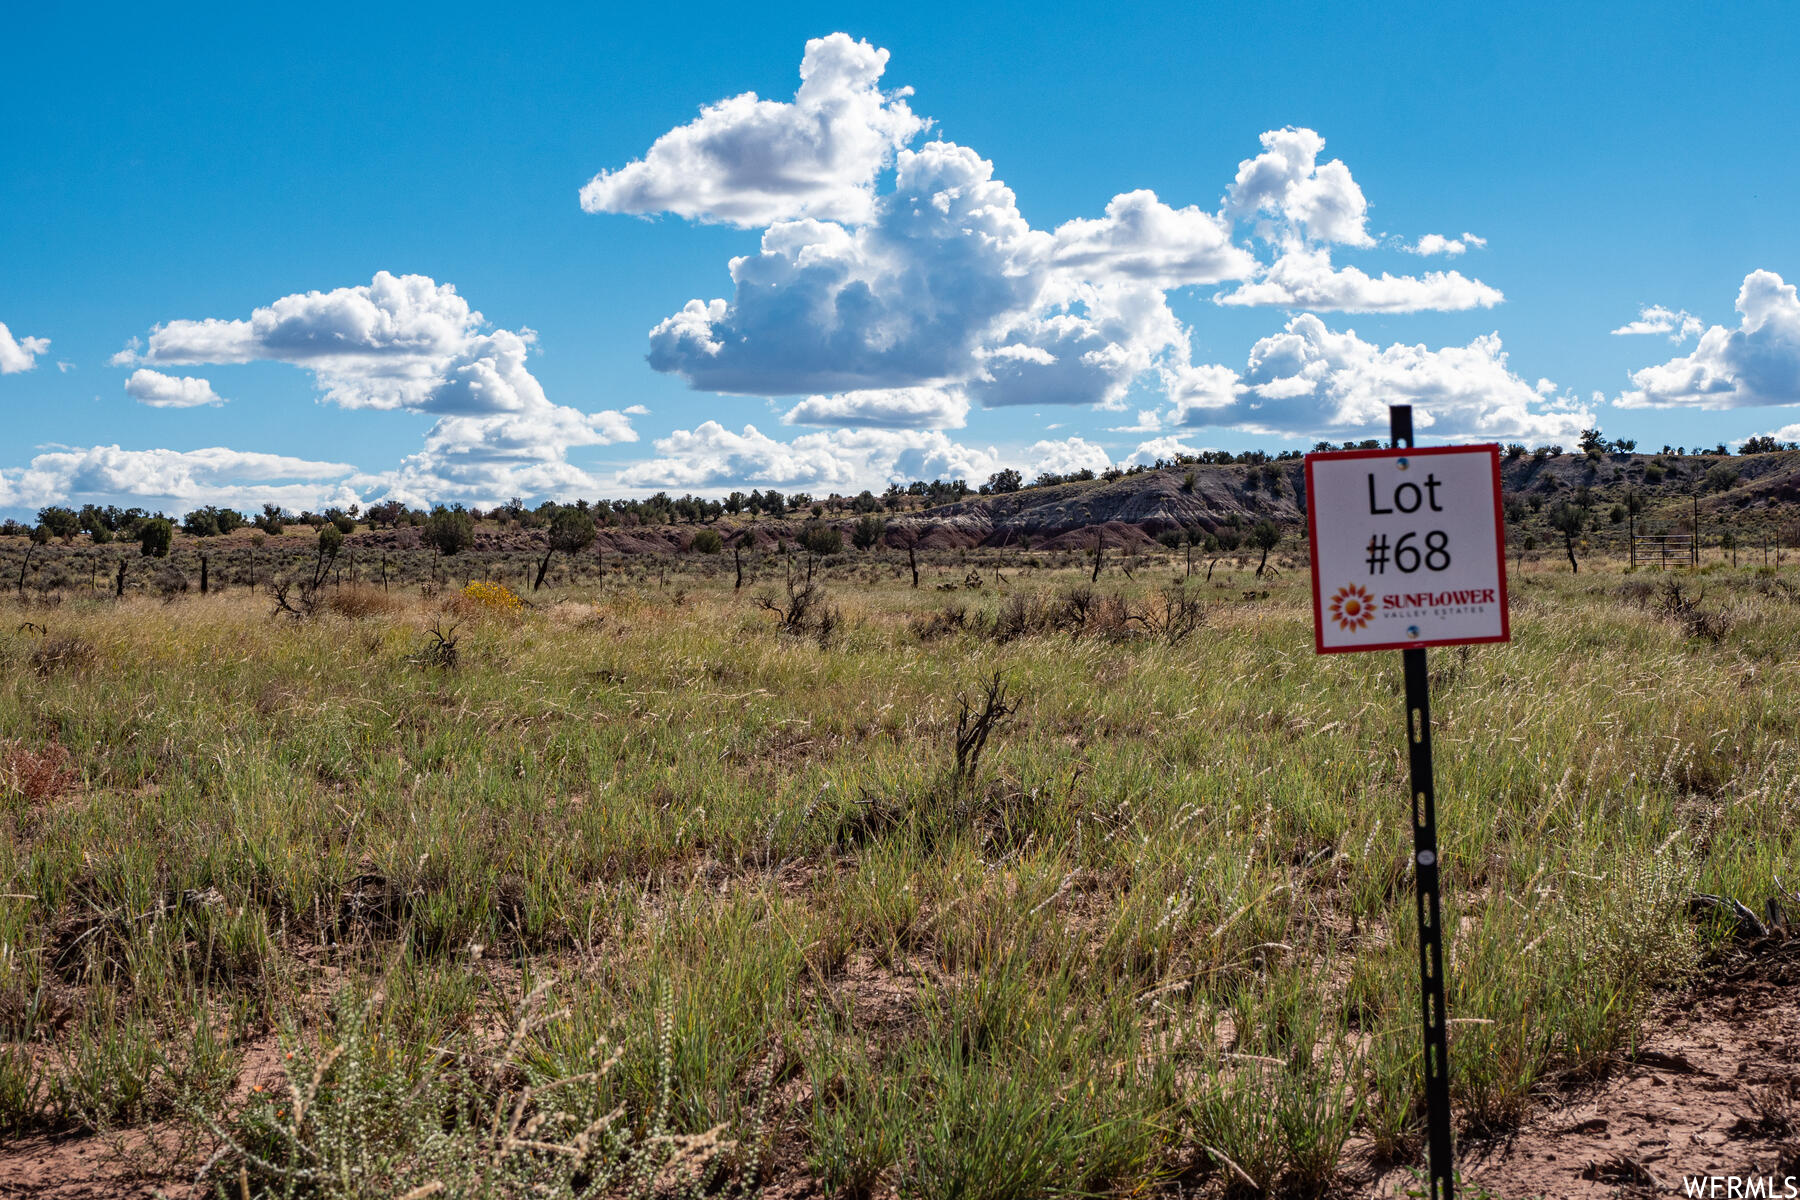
(0, 545, 1795, 1196)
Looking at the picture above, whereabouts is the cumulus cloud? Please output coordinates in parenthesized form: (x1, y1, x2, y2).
(646, 142, 1051, 394)
(1216, 245, 1504, 313)
(111, 271, 637, 502)
(969, 282, 1185, 410)
(579, 33, 926, 228)
(1217, 130, 1501, 313)
(782, 386, 969, 429)
(0, 445, 360, 511)
(1611, 304, 1705, 341)
(1165, 314, 1592, 441)
(1407, 232, 1486, 257)
(124, 369, 226, 408)
(1049, 190, 1255, 288)
(594, 39, 1503, 417)
(1225, 127, 1372, 248)
(1120, 436, 1213, 467)
(1027, 436, 1111, 477)
(0, 322, 50, 374)
(617, 421, 1002, 491)
(1616, 271, 1800, 409)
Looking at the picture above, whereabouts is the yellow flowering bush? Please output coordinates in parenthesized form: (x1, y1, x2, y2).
(461, 580, 524, 613)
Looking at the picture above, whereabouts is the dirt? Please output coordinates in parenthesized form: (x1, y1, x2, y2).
(6, 945, 1796, 1198)
(1365, 942, 1800, 1198)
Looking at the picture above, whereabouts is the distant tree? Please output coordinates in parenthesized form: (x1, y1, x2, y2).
(424, 506, 475, 556)
(37, 506, 81, 543)
(799, 522, 842, 557)
(313, 523, 344, 586)
(851, 514, 886, 551)
(985, 468, 1023, 494)
(1705, 463, 1741, 493)
(691, 528, 724, 555)
(530, 506, 596, 590)
(1548, 501, 1586, 572)
(139, 517, 173, 558)
(1249, 519, 1282, 576)
(324, 507, 356, 535)
(255, 504, 286, 535)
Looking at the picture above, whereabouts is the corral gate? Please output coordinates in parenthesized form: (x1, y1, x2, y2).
(1630, 533, 1695, 569)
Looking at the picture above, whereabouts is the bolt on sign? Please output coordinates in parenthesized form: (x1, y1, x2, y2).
(1304, 444, 1510, 654)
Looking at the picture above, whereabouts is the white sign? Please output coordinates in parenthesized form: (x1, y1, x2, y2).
(1304, 445, 1509, 654)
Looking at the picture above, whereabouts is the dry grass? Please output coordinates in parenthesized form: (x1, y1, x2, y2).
(0, 550, 1795, 1196)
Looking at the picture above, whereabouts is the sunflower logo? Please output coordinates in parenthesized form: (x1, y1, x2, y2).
(1329, 583, 1375, 632)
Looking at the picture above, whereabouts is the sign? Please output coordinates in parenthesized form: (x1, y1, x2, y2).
(1304, 444, 1509, 654)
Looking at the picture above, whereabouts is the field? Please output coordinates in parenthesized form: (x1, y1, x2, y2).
(3, 543, 1799, 1198)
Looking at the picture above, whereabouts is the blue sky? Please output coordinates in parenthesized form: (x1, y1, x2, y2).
(3, 1, 1798, 516)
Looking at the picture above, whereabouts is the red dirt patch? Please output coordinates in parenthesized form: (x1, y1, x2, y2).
(1365, 944, 1800, 1198)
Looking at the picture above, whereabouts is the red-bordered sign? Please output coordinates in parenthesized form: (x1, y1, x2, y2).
(1304, 445, 1509, 654)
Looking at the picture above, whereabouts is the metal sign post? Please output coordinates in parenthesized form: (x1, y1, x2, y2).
(1303, 404, 1513, 1200)
(1392, 405, 1455, 1200)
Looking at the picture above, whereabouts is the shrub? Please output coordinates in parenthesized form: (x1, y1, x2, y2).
(138, 517, 173, 558)
(424, 506, 475, 556)
(691, 528, 724, 555)
(799, 522, 842, 557)
(1705, 463, 1741, 492)
(851, 514, 885, 551)
(462, 579, 524, 613)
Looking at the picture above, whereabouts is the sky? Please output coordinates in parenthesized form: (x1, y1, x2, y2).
(3, 1, 1799, 517)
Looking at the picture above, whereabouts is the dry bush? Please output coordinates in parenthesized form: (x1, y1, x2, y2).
(756, 578, 840, 645)
(1655, 578, 1730, 642)
(909, 603, 969, 641)
(1, 739, 77, 804)
(29, 634, 96, 677)
(323, 584, 405, 620)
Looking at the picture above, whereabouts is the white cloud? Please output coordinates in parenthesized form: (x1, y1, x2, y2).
(1166, 314, 1592, 441)
(1216, 245, 1503, 312)
(1748, 423, 1800, 445)
(1050, 190, 1255, 288)
(1407, 232, 1485, 257)
(1616, 270, 1800, 409)
(969, 281, 1185, 410)
(646, 142, 1051, 395)
(1, 445, 360, 511)
(579, 33, 926, 228)
(783, 386, 969, 429)
(0, 323, 50, 374)
(1225, 127, 1373, 248)
(1217, 131, 1500, 313)
(1610, 303, 1704, 341)
(116, 271, 502, 411)
(617, 421, 1001, 491)
(111, 271, 638, 503)
(1107, 408, 1164, 433)
(1028, 436, 1111, 477)
(124, 368, 227, 408)
(1121, 436, 1212, 467)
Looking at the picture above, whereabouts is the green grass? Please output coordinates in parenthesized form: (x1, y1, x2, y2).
(0, 549, 1795, 1196)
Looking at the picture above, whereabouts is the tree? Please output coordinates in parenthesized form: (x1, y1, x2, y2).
(851, 514, 886, 551)
(424, 506, 475, 556)
(1549, 501, 1586, 572)
(691, 528, 724, 555)
(255, 504, 287, 535)
(799, 522, 842, 557)
(985, 468, 1023, 494)
(1249, 519, 1282, 576)
(534, 506, 596, 590)
(313, 523, 344, 587)
(37, 506, 81, 543)
(139, 517, 173, 558)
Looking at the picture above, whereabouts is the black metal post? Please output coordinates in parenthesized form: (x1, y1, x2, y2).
(1390, 404, 1455, 1200)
